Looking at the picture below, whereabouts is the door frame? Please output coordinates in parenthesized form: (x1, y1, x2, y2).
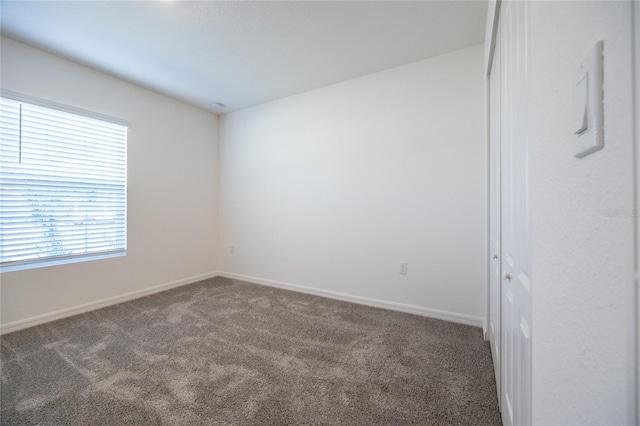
(633, 1, 640, 423)
(484, 0, 502, 403)
(484, 0, 501, 340)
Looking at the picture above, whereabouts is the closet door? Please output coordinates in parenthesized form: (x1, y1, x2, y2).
(499, 1, 532, 425)
(488, 20, 502, 407)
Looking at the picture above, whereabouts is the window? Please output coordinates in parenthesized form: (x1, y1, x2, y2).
(0, 96, 127, 271)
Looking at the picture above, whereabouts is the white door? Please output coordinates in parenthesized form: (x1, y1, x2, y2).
(488, 24, 502, 407)
(634, 3, 640, 421)
(498, 1, 532, 425)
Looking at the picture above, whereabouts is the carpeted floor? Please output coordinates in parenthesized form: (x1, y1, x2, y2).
(1, 277, 501, 425)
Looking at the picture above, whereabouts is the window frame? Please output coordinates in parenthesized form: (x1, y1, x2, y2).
(0, 91, 129, 272)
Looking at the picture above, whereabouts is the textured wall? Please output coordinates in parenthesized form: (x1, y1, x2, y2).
(218, 45, 487, 324)
(528, 2, 636, 424)
(0, 37, 219, 326)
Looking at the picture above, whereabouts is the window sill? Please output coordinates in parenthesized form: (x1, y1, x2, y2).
(0, 251, 126, 273)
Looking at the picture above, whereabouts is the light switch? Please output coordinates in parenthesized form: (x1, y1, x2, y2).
(573, 41, 604, 158)
(573, 75, 588, 135)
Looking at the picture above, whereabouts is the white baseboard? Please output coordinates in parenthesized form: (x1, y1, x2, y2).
(0, 271, 218, 335)
(218, 271, 484, 328)
(1, 270, 483, 334)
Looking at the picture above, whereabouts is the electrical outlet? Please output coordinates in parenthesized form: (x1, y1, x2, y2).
(399, 262, 407, 275)
(230, 245, 235, 254)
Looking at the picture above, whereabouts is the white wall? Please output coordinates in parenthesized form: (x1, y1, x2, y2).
(0, 37, 219, 328)
(218, 45, 486, 325)
(527, 2, 636, 424)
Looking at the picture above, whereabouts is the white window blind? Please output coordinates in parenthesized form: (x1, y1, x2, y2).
(0, 97, 127, 269)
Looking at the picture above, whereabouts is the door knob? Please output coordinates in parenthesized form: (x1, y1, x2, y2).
(503, 273, 511, 281)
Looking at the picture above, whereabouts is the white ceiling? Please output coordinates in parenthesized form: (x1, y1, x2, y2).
(0, 1, 487, 114)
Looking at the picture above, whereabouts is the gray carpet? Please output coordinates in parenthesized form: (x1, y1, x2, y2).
(1, 277, 501, 425)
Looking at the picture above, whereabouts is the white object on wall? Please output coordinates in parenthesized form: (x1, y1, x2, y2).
(572, 41, 604, 158)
